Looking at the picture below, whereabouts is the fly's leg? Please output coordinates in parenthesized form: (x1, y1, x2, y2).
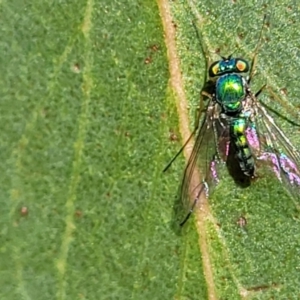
(254, 85, 300, 127)
(264, 86, 300, 126)
(180, 181, 209, 226)
(163, 67, 213, 173)
(163, 129, 197, 173)
(255, 84, 267, 98)
(191, 9, 215, 130)
(163, 90, 211, 173)
(248, 15, 268, 84)
(189, 0, 213, 72)
(192, 89, 213, 135)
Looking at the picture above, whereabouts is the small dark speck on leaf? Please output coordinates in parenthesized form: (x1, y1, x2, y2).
(72, 63, 81, 73)
(144, 57, 152, 64)
(280, 87, 288, 96)
(237, 216, 247, 227)
(75, 210, 83, 218)
(169, 130, 178, 142)
(21, 206, 28, 216)
(237, 32, 245, 40)
(292, 212, 300, 220)
(215, 48, 221, 54)
(150, 44, 159, 52)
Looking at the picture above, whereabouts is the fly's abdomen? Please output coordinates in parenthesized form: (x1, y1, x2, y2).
(230, 118, 255, 176)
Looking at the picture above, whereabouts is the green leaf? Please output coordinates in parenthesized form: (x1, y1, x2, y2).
(0, 0, 198, 299)
(1, 0, 300, 299)
(170, 0, 300, 299)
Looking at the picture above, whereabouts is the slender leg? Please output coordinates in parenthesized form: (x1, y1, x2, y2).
(180, 181, 209, 226)
(248, 15, 268, 84)
(266, 86, 300, 123)
(163, 91, 213, 173)
(189, 0, 213, 72)
(255, 84, 267, 98)
(163, 129, 197, 172)
(163, 86, 214, 172)
(255, 85, 300, 127)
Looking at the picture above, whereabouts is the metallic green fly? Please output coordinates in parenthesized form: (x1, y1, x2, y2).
(164, 15, 300, 226)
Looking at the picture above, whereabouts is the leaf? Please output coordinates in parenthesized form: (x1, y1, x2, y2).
(1, 0, 300, 299)
(0, 0, 191, 299)
(169, 0, 300, 299)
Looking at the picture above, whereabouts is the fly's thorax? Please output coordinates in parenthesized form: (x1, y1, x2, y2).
(215, 74, 247, 114)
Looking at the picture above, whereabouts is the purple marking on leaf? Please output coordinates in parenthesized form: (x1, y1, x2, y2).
(258, 152, 281, 181)
(210, 160, 219, 184)
(279, 153, 300, 186)
(245, 125, 260, 151)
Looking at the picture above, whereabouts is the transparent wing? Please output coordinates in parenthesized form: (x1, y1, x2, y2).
(179, 99, 230, 219)
(247, 93, 300, 199)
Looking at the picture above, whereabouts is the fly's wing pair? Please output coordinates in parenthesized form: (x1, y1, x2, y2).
(179, 99, 230, 224)
(247, 92, 300, 200)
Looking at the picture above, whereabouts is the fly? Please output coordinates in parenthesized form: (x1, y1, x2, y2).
(164, 15, 300, 226)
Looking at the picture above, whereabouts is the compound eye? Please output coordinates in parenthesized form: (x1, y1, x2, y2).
(209, 62, 220, 77)
(236, 60, 248, 72)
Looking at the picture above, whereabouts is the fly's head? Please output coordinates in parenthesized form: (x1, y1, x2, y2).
(209, 56, 249, 78)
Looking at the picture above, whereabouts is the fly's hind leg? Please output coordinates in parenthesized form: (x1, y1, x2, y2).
(180, 181, 209, 226)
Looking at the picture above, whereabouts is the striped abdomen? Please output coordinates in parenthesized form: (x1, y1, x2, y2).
(230, 118, 255, 176)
